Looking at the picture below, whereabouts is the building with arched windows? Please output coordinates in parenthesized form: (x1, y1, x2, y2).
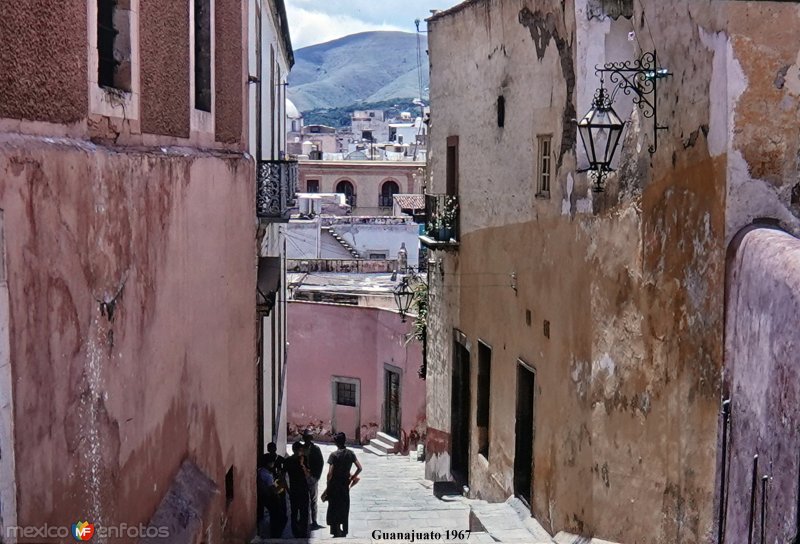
(299, 159, 425, 216)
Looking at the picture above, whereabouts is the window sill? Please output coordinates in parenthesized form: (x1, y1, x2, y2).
(535, 191, 550, 199)
(419, 234, 459, 250)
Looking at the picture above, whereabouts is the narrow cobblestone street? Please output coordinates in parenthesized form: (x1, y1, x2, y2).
(257, 444, 556, 544)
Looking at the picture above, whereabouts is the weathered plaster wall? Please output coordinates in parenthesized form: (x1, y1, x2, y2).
(216, 0, 245, 145)
(0, 135, 257, 542)
(286, 302, 426, 445)
(140, 0, 191, 138)
(724, 2, 800, 241)
(722, 227, 800, 543)
(423, 0, 796, 541)
(0, 0, 87, 125)
(299, 160, 424, 216)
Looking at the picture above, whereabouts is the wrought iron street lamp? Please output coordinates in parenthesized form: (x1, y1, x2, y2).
(578, 87, 624, 192)
(393, 277, 414, 322)
(577, 50, 671, 191)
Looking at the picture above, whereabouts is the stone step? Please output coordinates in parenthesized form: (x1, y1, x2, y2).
(369, 438, 397, 454)
(376, 431, 400, 445)
(469, 497, 555, 543)
(362, 444, 386, 456)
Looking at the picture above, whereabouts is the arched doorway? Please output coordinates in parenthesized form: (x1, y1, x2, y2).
(336, 180, 356, 207)
(379, 180, 399, 208)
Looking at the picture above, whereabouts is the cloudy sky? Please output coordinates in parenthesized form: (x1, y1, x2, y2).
(285, 0, 459, 49)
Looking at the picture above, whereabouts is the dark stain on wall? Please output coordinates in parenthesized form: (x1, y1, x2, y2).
(215, 0, 243, 144)
(518, 7, 576, 172)
(140, 1, 191, 138)
(0, 0, 87, 123)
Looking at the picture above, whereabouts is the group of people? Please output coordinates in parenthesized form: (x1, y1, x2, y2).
(257, 430, 362, 539)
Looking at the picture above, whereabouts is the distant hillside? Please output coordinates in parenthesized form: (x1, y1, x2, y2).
(287, 31, 429, 112)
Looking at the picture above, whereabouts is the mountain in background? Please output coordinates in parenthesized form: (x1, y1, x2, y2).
(287, 31, 429, 113)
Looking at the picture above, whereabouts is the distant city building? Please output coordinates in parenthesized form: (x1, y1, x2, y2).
(299, 159, 425, 216)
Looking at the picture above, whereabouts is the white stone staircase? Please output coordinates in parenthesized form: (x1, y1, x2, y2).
(363, 432, 399, 456)
(323, 226, 360, 258)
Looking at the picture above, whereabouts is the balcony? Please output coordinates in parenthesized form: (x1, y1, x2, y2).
(419, 194, 459, 249)
(257, 159, 298, 219)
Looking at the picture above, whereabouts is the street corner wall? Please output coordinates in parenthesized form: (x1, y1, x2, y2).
(723, 2, 800, 240)
(0, 136, 257, 541)
(722, 227, 800, 543)
(426, 0, 731, 540)
(286, 302, 426, 447)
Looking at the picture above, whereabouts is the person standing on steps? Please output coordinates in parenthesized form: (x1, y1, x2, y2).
(284, 440, 311, 537)
(326, 432, 362, 538)
(303, 429, 325, 530)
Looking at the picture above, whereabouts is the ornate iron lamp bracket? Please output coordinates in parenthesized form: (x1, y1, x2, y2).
(596, 50, 671, 154)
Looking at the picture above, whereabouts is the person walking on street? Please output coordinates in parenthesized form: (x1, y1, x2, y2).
(326, 432, 362, 538)
(284, 440, 311, 538)
(303, 429, 325, 530)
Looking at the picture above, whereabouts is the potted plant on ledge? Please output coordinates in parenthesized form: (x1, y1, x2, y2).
(438, 196, 458, 242)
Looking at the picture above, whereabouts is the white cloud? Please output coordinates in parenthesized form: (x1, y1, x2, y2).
(285, 0, 459, 48)
(286, 6, 407, 49)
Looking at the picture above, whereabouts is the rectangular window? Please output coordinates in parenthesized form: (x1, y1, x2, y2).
(368, 252, 388, 260)
(477, 342, 492, 458)
(194, 0, 212, 112)
(446, 135, 459, 196)
(537, 135, 552, 196)
(336, 382, 356, 406)
(362, 130, 373, 141)
(97, 0, 131, 91)
(306, 179, 319, 193)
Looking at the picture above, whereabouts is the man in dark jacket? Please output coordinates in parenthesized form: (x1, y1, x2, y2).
(303, 429, 325, 529)
(284, 440, 310, 537)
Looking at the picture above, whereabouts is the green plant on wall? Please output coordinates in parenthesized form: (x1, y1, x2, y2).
(407, 280, 428, 379)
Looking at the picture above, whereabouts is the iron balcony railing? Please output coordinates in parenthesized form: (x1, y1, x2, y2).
(257, 159, 299, 218)
(379, 194, 395, 208)
(423, 194, 459, 244)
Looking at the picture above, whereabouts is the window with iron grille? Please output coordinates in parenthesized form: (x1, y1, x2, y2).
(537, 135, 552, 196)
(336, 382, 357, 407)
(194, 0, 212, 112)
(379, 180, 399, 207)
(97, 0, 131, 91)
(306, 179, 319, 193)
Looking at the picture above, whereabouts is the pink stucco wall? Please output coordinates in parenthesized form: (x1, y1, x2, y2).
(0, 135, 257, 542)
(287, 301, 426, 447)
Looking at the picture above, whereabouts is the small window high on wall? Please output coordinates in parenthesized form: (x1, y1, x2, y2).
(194, 0, 212, 112)
(97, 0, 132, 91)
(537, 135, 552, 196)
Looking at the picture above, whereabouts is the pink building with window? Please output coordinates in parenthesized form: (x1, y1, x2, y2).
(286, 301, 426, 451)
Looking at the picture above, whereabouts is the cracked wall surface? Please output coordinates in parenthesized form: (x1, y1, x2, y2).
(425, 0, 800, 542)
(0, 135, 257, 542)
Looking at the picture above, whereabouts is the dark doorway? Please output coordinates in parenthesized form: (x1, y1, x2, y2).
(514, 361, 535, 506)
(450, 340, 471, 486)
(383, 369, 401, 438)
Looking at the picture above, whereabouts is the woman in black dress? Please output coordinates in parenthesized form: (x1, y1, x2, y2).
(326, 432, 362, 538)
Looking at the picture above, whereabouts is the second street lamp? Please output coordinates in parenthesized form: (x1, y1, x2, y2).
(393, 277, 414, 322)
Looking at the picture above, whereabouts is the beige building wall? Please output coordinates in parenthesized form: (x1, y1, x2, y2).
(299, 160, 425, 216)
(425, 1, 800, 543)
